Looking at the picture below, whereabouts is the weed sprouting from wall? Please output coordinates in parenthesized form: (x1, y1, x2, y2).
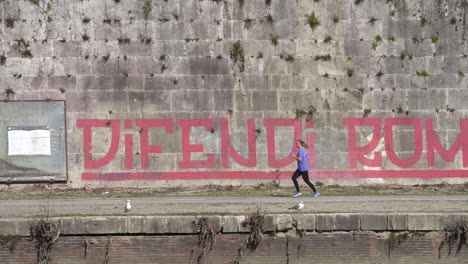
(458, 71, 465, 77)
(294, 105, 316, 121)
(363, 108, 371, 118)
(306, 12, 320, 30)
(243, 18, 255, 29)
(438, 220, 468, 257)
(0, 235, 21, 253)
(161, 64, 168, 73)
(270, 34, 279, 46)
(332, 13, 339, 24)
(416, 71, 430, 77)
(14, 39, 33, 58)
(229, 41, 245, 73)
(314, 54, 331, 61)
(143, 0, 152, 20)
(420, 17, 428, 27)
(5, 88, 15, 100)
(245, 208, 266, 251)
(190, 217, 218, 264)
(118, 36, 130, 44)
(232, 207, 267, 263)
(5, 18, 15, 28)
(371, 35, 382, 50)
(387, 232, 409, 259)
(30, 217, 61, 264)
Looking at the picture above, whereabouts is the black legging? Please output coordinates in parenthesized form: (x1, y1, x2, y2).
(292, 169, 317, 193)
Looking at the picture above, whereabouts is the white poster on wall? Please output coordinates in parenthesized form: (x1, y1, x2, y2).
(8, 129, 51, 155)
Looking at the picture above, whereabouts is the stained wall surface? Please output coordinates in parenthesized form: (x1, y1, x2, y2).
(1, 0, 468, 186)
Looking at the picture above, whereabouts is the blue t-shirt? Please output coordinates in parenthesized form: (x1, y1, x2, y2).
(297, 148, 309, 172)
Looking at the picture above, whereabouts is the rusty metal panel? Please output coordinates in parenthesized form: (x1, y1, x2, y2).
(0, 101, 67, 183)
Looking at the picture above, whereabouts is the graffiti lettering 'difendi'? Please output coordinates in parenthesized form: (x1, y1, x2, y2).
(77, 118, 468, 181)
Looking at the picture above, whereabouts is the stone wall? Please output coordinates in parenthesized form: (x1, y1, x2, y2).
(1, 0, 468, 186)
(0, 213, 467, 263)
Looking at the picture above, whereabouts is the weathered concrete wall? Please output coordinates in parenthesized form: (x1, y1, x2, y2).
(2, 233, 468, 264)
(1, 0, 468, 186)
(0, 213, 467, 263)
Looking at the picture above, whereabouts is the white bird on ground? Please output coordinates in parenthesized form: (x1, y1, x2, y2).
(289, 201, 304, 210)
(125, 200, 132, 212)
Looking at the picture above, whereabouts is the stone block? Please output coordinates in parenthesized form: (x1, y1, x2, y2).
(335, 214, 360, 231)
(141, 216, 168, 234)
(59, 217, 86, 235)
(85, 216, 127, 234)
(189, 58, 229, 75)
(360, 214, 387, 231)
(0, 219, 31, 236)
(408, 214, 444, 231)
(263, 214, 276, 232)
(274, 214, 294, 232)
(128, 91, 172, 113)
(127, 216, 144, 233)
(443, 214, 468, 230)
(252, 90, 278, 111)
(172, 90, 213, 112)
(292, 214, 316, 231)
(213, 90, 234, 111)
(222, 215, 245, 233)
(316, 214, 334, 232)
(166, 216, 195, 234)
(387, 215, 408, 231)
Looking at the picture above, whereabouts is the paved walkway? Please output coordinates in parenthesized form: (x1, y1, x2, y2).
(0, 195, 467, 218)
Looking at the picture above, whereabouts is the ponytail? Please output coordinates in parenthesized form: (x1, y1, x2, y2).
(298, 139, 309, 150)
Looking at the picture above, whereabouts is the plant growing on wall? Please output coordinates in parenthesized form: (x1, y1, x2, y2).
(0, 235, 21, 253)
(314, 54, 331, 61)
(229, 41, 245, 73)
(306, 12, 320, 30)
(388, 232, 409, 259)
(118, 36, 130, 44)
(270, 34, 279, 46)
(243, 18, 255, 29)
(143, 0, 152, 20)
(13, 39, 33, 58)
(438, 220, 467, 257)
(371, 35, 382, 50)
(189, 217, 218, 264)
(30, 216, 61, 264)
(412, 36, 421, 44)
(294, 105, 317, 120)
(416, 71, 430, 77)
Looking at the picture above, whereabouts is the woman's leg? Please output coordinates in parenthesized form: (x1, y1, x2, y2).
(301, 171, 317, 192)
(291, 169, 301, 192)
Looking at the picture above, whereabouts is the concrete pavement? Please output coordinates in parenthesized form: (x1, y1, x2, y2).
(0, 195, 467, 218)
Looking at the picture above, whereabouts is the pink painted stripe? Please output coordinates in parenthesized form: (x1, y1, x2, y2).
(82, 169, 468, 181)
